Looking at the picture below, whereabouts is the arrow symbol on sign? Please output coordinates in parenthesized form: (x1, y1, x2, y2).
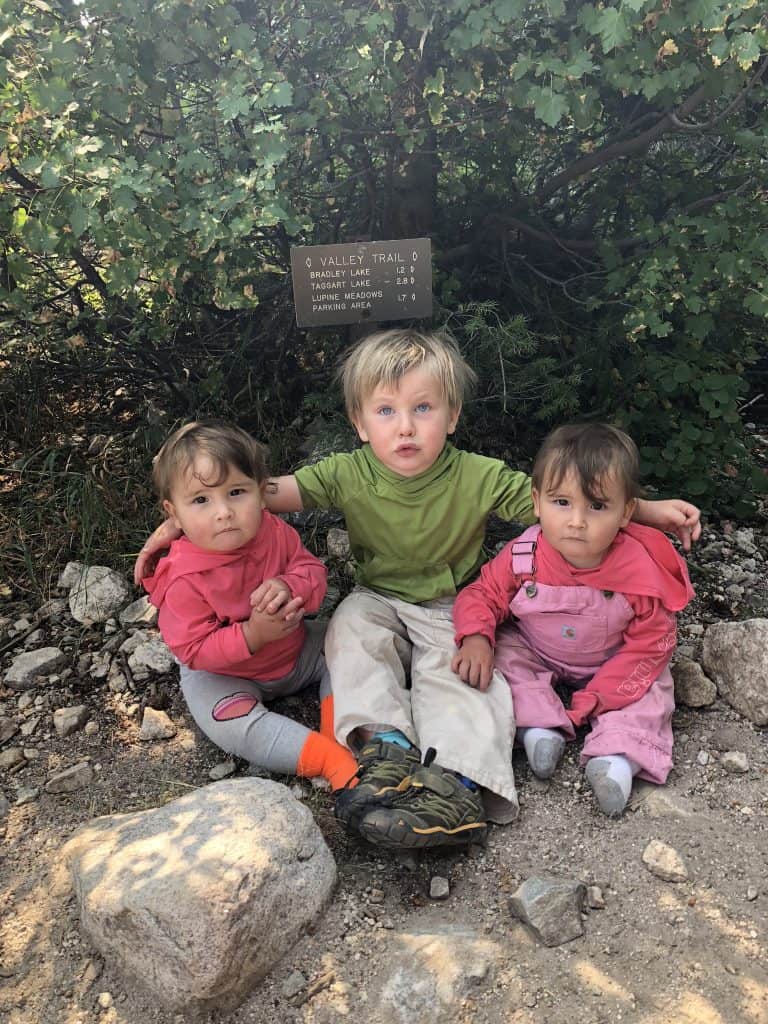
(305, 258, 312, 268)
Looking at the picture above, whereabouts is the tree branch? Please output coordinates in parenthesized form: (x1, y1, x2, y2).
(538, 83, 712, 198)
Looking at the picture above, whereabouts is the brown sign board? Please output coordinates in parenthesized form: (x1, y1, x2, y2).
(290, 237, 432, 327)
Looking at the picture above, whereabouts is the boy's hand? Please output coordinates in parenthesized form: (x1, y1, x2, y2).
(134, 519, 182, 584)
(451, 635, 494, 691)
(249, 578, 295, 615)
(242, 598, 304, 654)
(634, 498, 702, 551)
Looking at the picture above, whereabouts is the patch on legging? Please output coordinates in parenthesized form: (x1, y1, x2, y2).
(212, 692, 260, 721)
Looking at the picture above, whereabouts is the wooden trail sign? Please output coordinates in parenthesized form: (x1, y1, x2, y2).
(290, 237, 432, 328)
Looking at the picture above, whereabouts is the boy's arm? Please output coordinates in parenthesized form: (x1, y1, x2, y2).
(566, 596, 676, 726)
(134, 519, 182, 584)
(264, 474, 304, 513)
(632, 498, 701, 551)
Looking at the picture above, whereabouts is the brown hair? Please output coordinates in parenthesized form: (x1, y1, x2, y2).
(152, 421, 267, 502)
(339, 328, 476, 420)
(532, 423, 642, 504)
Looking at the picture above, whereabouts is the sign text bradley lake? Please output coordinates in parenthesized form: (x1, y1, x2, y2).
(290, 238, 432, 327)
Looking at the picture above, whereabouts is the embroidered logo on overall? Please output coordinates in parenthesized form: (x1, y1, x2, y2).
(561, 625, 577, 639)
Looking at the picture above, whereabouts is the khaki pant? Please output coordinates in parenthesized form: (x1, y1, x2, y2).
(325, 588, 518, 823)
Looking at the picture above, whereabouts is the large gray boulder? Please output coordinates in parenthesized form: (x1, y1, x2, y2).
(67, 565, 133, 625)
(4, 647, 66, 690)
(63, 778, 336, 1016)
(702, 618, 768, 725)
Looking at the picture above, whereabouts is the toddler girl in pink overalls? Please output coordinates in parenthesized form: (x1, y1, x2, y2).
(452, 423, 694, 817)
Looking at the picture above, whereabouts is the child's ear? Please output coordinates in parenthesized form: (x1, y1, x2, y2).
(447, 404, 461, 435)
(162, 499, 181, 528)
(532, 488, 541, 518)
(352, 417, 369, 443)
(621, 497, 637, 527)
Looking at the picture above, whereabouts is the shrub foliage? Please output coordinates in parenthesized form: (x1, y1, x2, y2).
(1, 0, 767, 586)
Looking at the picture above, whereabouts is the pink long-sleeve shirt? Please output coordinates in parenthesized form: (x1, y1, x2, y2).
(143, 511, 327, 681)
(454, 523, 694, 725)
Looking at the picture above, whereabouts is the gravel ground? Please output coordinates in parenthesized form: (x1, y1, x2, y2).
(1, 524, 767, 1024)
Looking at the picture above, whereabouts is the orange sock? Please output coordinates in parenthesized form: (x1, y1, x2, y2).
(296, 731, 358, 791)
(319, 694, 335, 739)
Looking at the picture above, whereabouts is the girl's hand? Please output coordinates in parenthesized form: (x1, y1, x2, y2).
(249, 578, 295, 615)
(242, 598, 305, 653)
(134, 520, 182, 583)
(451, 635, 494, 691)
(634, 498, 702, 550)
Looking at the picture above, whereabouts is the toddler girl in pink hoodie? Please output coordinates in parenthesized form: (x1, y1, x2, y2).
(452, 423, 694, 817)
(142, 421, 356, 790)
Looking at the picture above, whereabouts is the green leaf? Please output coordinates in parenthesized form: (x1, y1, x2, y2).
(533, 88, 568, 127)
(596, 7, 631, 52)
(218, 91, 251, 121)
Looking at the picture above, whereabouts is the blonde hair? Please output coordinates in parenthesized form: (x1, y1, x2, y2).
(339, 328, 476, 420)
(152, 421, 267, 502)
(532, 423, 642, 504)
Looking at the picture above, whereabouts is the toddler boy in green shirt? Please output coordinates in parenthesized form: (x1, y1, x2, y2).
(135, 328, 701, 849)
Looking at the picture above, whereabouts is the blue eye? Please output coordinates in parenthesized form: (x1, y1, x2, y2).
(377, 406, 394, 416)
(415, 402, 431, 413)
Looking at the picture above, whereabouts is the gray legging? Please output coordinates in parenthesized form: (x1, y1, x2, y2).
(179, 620, 330, 774)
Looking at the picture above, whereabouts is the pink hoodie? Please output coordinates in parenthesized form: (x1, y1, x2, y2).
(143, 511, 327, 681)
(454, 523, 694, 725)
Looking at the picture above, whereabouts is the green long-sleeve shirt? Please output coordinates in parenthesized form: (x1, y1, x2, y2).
(295, 443, 534, 604)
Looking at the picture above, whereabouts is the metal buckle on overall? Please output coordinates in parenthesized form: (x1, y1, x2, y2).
(511, 539, 537, 596)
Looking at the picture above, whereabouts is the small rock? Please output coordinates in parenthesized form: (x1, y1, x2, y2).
(326, 528, 351, 560)
(139, 707, 177, 741)
(586, 885, 605, 909)
(68, 565, 133, 625)
(642, 840, 689, 883)
(84, 720, 99, 736)
(128, 636, 175, 675)
(58, 561, 85, 589)
(209, 760, 237, 781)
(0, 792, 10, 820)
(720, 751, 748, 774)
(15, 786, 40, 805)
(45, 762, 94, 794)
(672, 658, 717, 708)
(119, 596, 158, 627)
(697, 750, 710, 766)
(0, 747, 25, 770)
(429, 876, 450, 900)
(54, 705, 90, 738)
(747, 887, 758, 902)
(0, 716, 19, 744)
(282, 969, 306, 1000)
(509, 877, 586, 946)
(97, 991, 113, 1009)
(4, 647, 66, 691)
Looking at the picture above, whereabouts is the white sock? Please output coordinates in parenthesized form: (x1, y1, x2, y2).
(585, 755, 640, 817)
(519, 727, 565, 780)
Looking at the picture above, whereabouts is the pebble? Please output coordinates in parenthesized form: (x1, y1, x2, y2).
(586, 885, 605, 909)
(747, 887, 758, 901)
(697, 750, 710, 766)
(429, 876, 450, 900)
(281, 969, 306, 999)
(642, 840, 689, 883)
(208, 760, 236, 781)
(720, 751, 748, 774)
(97, 991, 113, 1009)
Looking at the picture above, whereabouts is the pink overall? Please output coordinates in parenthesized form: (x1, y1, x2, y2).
(493, 541, 675, 784)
